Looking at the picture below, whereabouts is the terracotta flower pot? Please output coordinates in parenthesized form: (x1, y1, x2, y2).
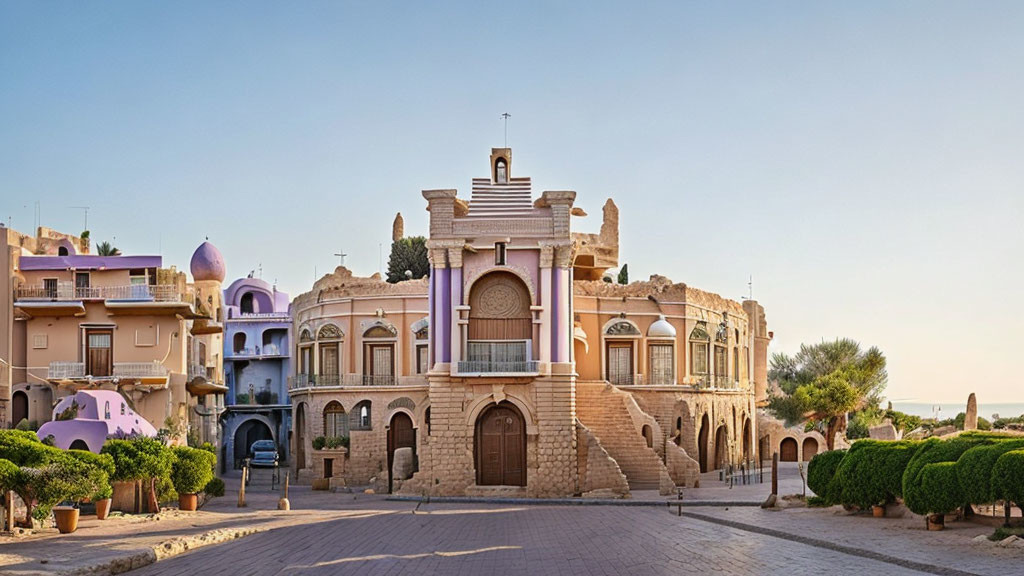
(178, 493, 198, 512)
(927, 513, 945, 531)
(54, 506, 80, 534)
(95, 498, 112, 520)
(872, 505, 886, 518)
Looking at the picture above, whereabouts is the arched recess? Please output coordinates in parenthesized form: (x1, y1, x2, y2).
(468, 271, 532, 341)
(234, 417, 275, 467)
(240, 292, 255, 314)
(12, 390, 28, 425)
(780, 437, 799, 462)
(294, 403, 307, 470)
(475, 402, 526, 486)
(714, 425, 729, 470)
(464, 392, 537, 436)
(388, 412, 416, 493)
(69, 439, 89, 451)
(697, 413, 710, 473)
(742, 418, 752, 462)
(233, 332, 247, 354)
(642, 425, 654, 448)
(802, 437, 819, 461)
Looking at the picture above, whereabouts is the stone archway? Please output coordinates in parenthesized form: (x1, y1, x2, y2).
(713, 425, 729, 470)
(12, 390, 28, 425)
(780, 437, 798, 462)
(234, 418, 274, 467)
(388, 412, 416, 493)
(802, 437, 819, 461)
(697, 413, 710, 473)
(475, 402, 526, 486)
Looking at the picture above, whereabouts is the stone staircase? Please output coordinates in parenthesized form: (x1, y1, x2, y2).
(576, 382, 674, 493)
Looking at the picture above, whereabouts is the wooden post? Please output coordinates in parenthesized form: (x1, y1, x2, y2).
(278, 472, 291, 511)
(771, 451, 779, 496)
(238, 467, 247, 507)
(4, 491, 14, 532)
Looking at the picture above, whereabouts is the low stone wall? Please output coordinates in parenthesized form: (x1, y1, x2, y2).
(310, 448, 348, 490)
(576, 421, 629, 498)
(665, 439, 700, 488)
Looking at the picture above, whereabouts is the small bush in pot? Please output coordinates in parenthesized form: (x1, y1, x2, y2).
(170, 446, 215, 511)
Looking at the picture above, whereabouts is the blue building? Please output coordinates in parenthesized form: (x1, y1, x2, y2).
(221, 277, 292, 470)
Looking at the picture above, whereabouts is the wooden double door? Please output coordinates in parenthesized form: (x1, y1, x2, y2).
(475, 404, 526, 486)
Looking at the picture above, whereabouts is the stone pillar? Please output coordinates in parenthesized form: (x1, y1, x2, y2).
(448, 248, 463, 369)
(538, 245, 553, 366)
(965, 393, 978, 431)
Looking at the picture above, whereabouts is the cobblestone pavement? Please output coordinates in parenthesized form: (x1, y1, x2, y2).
(129, 499, 1009, 576)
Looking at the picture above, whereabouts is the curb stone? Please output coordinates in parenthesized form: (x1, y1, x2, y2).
(55, 525, 265, 576)
(386, 495, 762, 507)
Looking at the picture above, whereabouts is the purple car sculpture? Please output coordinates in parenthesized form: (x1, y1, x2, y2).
(37, 390, 158, 452)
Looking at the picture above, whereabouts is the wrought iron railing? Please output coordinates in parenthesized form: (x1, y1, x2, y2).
(287, 373, 403, 389)
(228, 344, 282, 357)
(48, 361, 85, 379)
(459, 340, 537, 373)
(456, 360, 540, 374)
(48, 361, 168, 380)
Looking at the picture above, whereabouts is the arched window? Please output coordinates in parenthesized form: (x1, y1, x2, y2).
(104, 401, 111, 419)
(233, 332, 247, 354)
(363, 323, 395, 385)
(495, 158, 507, 183)
(240, 292, 255, 314)
(350, 400, 372, 431)
(323, 401, 347, 437)
(689, 323, 710, 380)
(58, 246, 69, 256)
(317, 324, 342, 384)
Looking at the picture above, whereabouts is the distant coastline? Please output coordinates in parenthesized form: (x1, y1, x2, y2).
(890, 402, 1024, 420)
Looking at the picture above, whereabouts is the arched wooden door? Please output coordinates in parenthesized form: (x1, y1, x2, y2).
(713, 425, 729, 470)
(780, 437, 798, 462)
(12, 391, 28, 425)
(475, 403, 526, 486)
(697, 413, 710, 473)
(294, 404, 307, 470)
(388, 412, 416, 493)
(802, 438, 819, 461)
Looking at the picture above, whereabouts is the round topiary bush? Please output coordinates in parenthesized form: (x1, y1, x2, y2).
(204, 477, 225, 497)
(833, 439, 921, 509)
(991, 449, 1024, 508)
(955, 439, 1024, 506)
(903, 436, 993, 515)
(807, 449, 846, 504)
(170, 446, 216, 495)
(919, 462, 963, 516)
(101, 437, 175, 513)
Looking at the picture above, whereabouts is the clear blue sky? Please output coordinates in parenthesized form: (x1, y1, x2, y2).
(2, 2, 1022, 403)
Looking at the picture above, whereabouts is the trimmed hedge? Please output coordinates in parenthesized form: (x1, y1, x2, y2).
(919, 462, 963, 515)
(955, 439, 1024, 506)
(992, 449, 1024, 507)
(834, 440, 921, 509)
(170, 446, 216, 495)
(807, 449, 846, 504)
(902, 435, 996, 515)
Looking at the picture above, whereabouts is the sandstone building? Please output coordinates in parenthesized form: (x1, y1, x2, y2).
(288, 149, 778, 497)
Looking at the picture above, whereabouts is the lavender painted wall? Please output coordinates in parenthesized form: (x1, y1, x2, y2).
(36, 390, 158, 453)
(20, 254, 162, 271)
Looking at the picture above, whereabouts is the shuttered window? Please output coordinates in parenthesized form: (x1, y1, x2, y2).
(648, 343, 674, 385)
(606, 342, 633, 386)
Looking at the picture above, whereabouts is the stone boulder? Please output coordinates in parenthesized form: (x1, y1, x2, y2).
(391, 447, 415, 491)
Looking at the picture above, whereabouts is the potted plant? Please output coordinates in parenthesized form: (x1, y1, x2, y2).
(171, 446, 215, 512)
(102, 437, 174, 514)
(871, 503, 886, 518)
(94, 483, 113, 520)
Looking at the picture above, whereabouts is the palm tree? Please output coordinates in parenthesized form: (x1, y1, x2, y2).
(96, 241, 121, 256)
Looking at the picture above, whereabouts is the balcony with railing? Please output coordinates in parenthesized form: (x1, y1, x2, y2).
(456, 340, 538, 375)
(47, 361, 168, 381)
(16, 283, 186, 303)
(227, 344, 284, 359)
(287, 373, 424, 390)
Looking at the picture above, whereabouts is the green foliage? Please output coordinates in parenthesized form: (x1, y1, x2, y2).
(0, 459, 19, 494)
(846, 412, 874, 440)
(197, 442, 216, 454)
(0, 429, 59, 466)
(386, 236, 429, 283)
(617, 264, 628, 285)
(806, 495, 831, 507)
(955, 440, 1024, 505)
(806, 449, 846, 504)
(170, 446, 216, 495)
(80, 230, 90, 239)
(767, 339, 887, 448)
(26, 454, 93, 520)
(919, 462, 963, 516)
(833, 440, 921, 508)
(235, 393, 250, 404)
(203, 477, 225, 498)
(312, 436, 326, 450)
(991, 449, 1024, 507)
(15, 418, 32, 431)
(101, 437, 174, 483)
(56, 400, 80, 421)
(993, 414, 1024, 429)
(156, 475, 177, 503)
(885, 410, 922, 434)
(96, 241, 120, 256)
(902, 435, 997, 515)
(313, 436, 349, 450)
(67, 449, 115, 501)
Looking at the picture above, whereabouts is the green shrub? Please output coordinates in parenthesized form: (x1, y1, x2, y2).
(197, 442, 216, 454)
(324, 436, 349, 449)
(991, 449, 1024, 508)
(0, 429, 59, 466)
(14, 418, 31, 431)
(902, 435, 995, 515)
(312, 436, 326, 450)
(25, 453, 93, 521)
(170, 446, 216, 495)
(833, 440, 921, 509)
(807, 449, 846, 503)
(102, 437, 174, 483)
(156, 475, 177, 503)
(67, 449, 115, 501)
(203, 477, 225, 497)
(919, 462, 963, 516)
(955, 440, 1024, 505)
(0, 459, 19, 494)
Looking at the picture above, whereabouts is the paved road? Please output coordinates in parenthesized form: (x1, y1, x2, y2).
(132, 501, 941, 576)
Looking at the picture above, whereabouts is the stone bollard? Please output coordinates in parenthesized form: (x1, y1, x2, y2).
(278, 473, 291, 511)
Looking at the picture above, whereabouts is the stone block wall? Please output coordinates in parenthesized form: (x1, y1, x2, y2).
(664, 439, 700, 488)
(576, 421, 629, 497)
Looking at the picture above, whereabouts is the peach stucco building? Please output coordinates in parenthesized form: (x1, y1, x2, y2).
(1, 225, 227, 449)
(288, 148, 778, 497)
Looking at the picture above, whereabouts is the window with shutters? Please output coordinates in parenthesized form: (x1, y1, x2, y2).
(648, 343, 674, 385)
(606, 341, 633, 386)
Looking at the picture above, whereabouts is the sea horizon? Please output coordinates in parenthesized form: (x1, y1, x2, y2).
(889, 401, 1024, 421)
